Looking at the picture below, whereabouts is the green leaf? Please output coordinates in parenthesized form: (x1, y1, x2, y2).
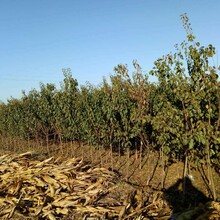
(189, 139, 194, 149)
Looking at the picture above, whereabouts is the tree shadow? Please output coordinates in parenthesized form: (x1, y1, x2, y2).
(197, 165, 213, 198)
(163, 176, 210, 217)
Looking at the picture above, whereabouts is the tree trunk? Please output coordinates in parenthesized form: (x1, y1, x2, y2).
(90, 144, 93, 163)
(110, 143, 113, 171)
(183, 154, 188, 201)
(160, 147, 166, 189)
(59, 134, 63, 155)
(126, 147, 130, 181)
(46, 133, 50, 156)
(99, 145, 103, 167)
(81, 142, 84, 161)
(206, 145, 216, 200)
(139, 140, 143, 169)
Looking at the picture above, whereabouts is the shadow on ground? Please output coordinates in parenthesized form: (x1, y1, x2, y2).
(163, 176, 211, 219)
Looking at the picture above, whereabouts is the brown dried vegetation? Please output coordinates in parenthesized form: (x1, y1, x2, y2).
(0, 151, 219, 220)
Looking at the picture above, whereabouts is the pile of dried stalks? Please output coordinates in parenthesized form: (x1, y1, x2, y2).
(0, 152, 219, 220)
(0, 152, 122, 219)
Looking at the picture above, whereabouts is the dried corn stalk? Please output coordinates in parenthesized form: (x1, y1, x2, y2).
(0, 152, 120, 219)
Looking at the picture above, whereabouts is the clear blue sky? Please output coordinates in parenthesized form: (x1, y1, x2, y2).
(0, 0, 220, 103)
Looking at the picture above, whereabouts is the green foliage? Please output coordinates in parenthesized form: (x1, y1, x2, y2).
(0, 14, 219, 170)
(150, 13, 220, 167)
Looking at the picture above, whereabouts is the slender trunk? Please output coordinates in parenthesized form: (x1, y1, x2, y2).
(206, 145, 216, 200)
(110, 143, 113, 171)
(105, 150, 108, 164)
(90, 144, 93, 163)
(81, 142, 84, 161)
(183, 154, 188, 201)
(28, 136, 30, 151)
(135, 144, 138, 161)
(53, 133, 56, 145)
(99, 145, 103, 167)
(46, 133, 50, 156)
(139, 140, 143, 169)
(13, 138, 16, 152)
(35, 134, 39, 147)
(7, 136, 10, 151)
(126, 147, 130, 181)
(0, 135, 2, 148)
(70, 140, 74, 157)
(95, 145, 98, 162)
(118, 141, 121, 157)
(59, 134, 63, 155)
(160, 147, 165, 189)
(9, 137, 12, 151)
(206, 102, 216, 200)
(5, 136, 8, 151)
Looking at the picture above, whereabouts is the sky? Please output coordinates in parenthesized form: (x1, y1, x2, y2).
(0, 0, 220, 103)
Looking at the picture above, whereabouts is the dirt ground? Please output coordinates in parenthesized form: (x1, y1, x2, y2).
(0, 140, 219, 199)
(56, 143, 220, 199)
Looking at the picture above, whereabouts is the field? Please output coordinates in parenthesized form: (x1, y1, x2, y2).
(0, 142, 219, 220)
